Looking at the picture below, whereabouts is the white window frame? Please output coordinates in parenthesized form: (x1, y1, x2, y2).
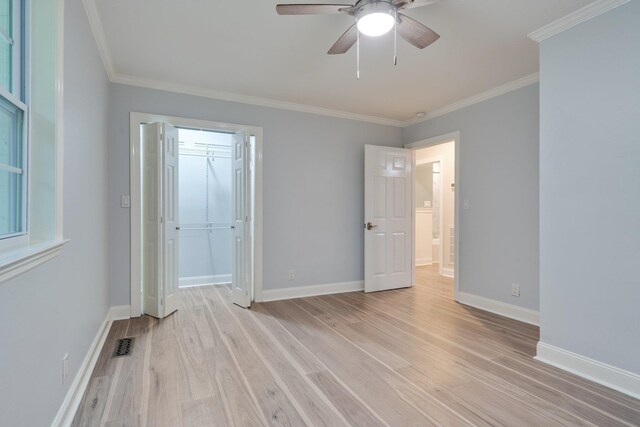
(0, 0, 28, 246)
(0, 0, 67, 284)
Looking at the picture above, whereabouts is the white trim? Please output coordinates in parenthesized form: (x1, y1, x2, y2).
(259, 281, 364, 303)
(55, 0, 64, 238)
(528, 0, 630, 43)
(80, 0, 115, 78)
(130, 112, 263, 317)
(535, 342, 640, 400)
(129, 114, 142, 317)
(50, 314, 110, 427)
(252, 131, 264, 303)
(441, 267, 454, 278)
(458, 291, 539, 326)
(0, 163, 23, 174)
(51, 305, 130, 427)
(109, 305, 131, 321)
(415, 258, 432, 266)
(406, 131, 460, 301)
(179, 274, 231, 287)
(0, 239, 69, 284)
(402, 73, 540, 127)
(0, 84, 28, 111)
(111, 72, 403, 127)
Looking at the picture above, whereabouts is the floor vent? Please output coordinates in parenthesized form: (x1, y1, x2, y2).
(112, 337, 135, 357)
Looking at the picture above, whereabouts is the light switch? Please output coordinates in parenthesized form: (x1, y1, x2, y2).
(121, 195, 131, 208)
(463, 199, 470, 210)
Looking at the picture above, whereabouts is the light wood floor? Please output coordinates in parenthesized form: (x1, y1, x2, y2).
(73, 265, 640, 426)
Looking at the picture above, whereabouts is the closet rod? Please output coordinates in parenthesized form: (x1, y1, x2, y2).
(178, 152, 231, 159)
(177, 224, 234, 231)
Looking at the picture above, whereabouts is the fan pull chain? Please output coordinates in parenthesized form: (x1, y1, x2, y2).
(394, 9, 398, 65)
(356, 24, 360, 80)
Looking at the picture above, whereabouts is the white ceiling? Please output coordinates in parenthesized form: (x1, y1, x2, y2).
(94, 0, 590, 122)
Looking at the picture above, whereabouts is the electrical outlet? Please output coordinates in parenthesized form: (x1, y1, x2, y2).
(121, 195, 131, 208)
(463, 199, 470, 210)
(62, 353, 69, 385)
(511, 283, 520, 297)
(288, 270, 295, 280)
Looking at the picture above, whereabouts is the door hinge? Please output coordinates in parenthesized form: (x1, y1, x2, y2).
(160, 216, 164, 224)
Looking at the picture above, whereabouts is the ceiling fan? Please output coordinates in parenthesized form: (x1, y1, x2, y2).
(276, 0, 440, 56)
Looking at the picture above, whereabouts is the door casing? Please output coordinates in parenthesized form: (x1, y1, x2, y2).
(129, 112, 264, 318)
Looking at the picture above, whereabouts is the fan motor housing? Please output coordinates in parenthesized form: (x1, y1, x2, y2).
(354, 0, 397, 19)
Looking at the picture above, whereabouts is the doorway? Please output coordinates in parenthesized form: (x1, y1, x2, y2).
(177, 128, 233, 288)
(406, 132, 460, 301)
(129, 113, 263, 318)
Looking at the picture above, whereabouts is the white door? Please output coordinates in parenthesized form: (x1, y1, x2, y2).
(231, 131, 251, 307)
(364, 145, 413, 292)
(162, 123, 179, 316)
(141, 122, 179, 318)
(141, 123, 162, 317)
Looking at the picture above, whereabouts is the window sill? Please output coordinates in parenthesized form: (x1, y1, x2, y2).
(0, 239, 70, 284)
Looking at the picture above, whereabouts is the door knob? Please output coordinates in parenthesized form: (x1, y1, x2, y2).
(366, 222, 377, 230)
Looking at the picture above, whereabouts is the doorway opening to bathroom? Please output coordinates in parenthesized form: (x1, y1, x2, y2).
(406, 132, 459, 301)
(129, 113, 263, 318)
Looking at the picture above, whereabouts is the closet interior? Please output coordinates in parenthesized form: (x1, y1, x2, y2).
(178, 128, 233, 287)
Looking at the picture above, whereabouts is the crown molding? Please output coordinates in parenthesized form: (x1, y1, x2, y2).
(528, 0, 630, 43)
(82, 0, 115, 78)
(81, 0, 403, 126)
(82, 0, 538, 129)
(110, 72, 405, 127)
(401, 73, 540, 127)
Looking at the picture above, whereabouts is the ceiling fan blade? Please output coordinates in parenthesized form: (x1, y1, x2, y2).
(328, 24, 357, 54)
(397, 14, 440, 49)
(276, 4, 352, 15)
(394, 0, 439, 10)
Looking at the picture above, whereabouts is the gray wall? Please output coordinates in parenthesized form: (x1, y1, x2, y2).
(539, 1, 640, 374)
(0, 0, 111, 424)
(109, 86, 402, 305)
(403, 84, 540, 311)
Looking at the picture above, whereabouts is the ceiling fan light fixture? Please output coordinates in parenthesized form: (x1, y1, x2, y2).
(356, 2, 395, 37)
(357, 12, 395, 37)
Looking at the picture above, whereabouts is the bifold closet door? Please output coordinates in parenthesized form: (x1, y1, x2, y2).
(141, 122, 180, 319)
(231, 131, 251, 308)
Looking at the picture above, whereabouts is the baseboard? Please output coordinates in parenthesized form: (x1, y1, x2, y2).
(110, 305, 131, 320)
(416, 258, 433, 266)
(51, 305, 130, 427)
(179, 274, 231, 287)
(458, 291, 539, 326)
(441, 267, 454, 278)
(536, 342, 640, 399)
(260, 280, 364, 302)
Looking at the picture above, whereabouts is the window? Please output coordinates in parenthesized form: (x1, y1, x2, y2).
(0, 0, 63, 282)
(0, 0, 26, 240)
